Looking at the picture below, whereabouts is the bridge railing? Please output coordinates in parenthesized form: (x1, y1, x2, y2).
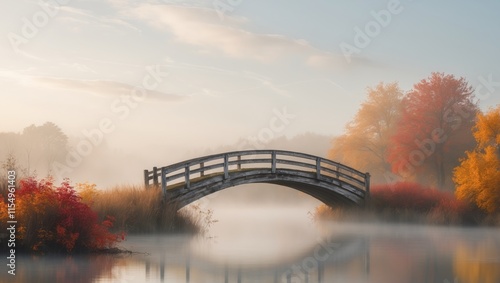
(144, 150, 370, 197)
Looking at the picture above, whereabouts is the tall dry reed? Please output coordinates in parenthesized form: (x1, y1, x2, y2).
(88, 185, 205, 234)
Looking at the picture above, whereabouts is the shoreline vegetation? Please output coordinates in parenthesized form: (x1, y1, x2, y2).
(81, 183, 216, 235)
(1, 175, 498, 255)
(0, 176, 215, 255)
(313, 182, 500, 226)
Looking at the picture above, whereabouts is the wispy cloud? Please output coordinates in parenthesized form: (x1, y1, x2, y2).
(129, 4, 343, 68)
(13, 49, 48, 62)
(57, 6, 141, 32)
(36, 77, 182, 101)
(160, 61, 294, 97)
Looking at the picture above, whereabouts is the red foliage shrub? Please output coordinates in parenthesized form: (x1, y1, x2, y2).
(371, 182, 472, 217)
(8, 177, 124, 253)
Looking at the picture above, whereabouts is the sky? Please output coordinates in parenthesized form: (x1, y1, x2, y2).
(1, 0, 500, 185)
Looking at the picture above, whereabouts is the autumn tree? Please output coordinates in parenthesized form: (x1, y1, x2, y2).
(388, 72, 478, 189)
(329, 82, 403, 183)
(454, 106, 500, 213)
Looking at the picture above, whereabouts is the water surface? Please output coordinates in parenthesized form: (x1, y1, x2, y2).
(3, 206, 500, 283)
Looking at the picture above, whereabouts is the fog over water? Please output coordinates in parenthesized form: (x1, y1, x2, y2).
(189, 185, 323, 265)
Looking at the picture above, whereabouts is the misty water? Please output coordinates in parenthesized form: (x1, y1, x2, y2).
(4, 187, 500, 283)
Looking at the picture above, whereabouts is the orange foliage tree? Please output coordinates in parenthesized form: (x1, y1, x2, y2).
(388, 72, 478, 189)
(329, 82, 403, 184)
(454, 106, 500, 213)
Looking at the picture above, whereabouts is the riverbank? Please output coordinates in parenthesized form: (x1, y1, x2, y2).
(0, 177, 210, 255)
(314, 183, 500, 226)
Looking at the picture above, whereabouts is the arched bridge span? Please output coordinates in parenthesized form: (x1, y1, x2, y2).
(144, 150, 370, 209)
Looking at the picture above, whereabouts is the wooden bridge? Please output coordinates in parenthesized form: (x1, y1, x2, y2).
(144, 150, 370, 208)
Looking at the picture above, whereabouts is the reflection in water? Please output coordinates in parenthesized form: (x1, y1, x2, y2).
(2, 254, 124, 283)
(3, 220, 500, 282)
(454, 238, 500, 283)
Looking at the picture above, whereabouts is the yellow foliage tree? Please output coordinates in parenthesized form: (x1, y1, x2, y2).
(454, 105, 500, 213)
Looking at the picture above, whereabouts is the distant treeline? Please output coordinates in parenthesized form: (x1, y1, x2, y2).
(0, 122, 68, 178)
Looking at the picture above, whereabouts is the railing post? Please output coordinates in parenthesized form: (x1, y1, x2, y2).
(365, 172, 371, 200)
(316, 158, 321, 179)
(144, 169, 149, 189)
(271, 151, 276, 173)
(224, 154, 229, 179)
(200, 162, 205, 177)
(237, 155, 241, 170)
(185, 165, 190, 189)
(161, 167, 167, 198)
(153, 167, 159, 187)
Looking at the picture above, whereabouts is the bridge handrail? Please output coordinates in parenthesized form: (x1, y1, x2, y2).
(148, 150, 365, 175)
(144, 150, 370, 196)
